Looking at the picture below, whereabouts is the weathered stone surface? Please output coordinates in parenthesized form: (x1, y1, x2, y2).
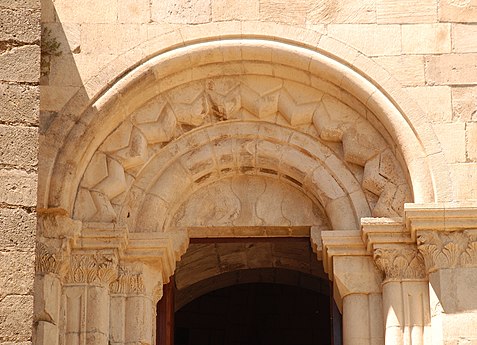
(118, 0, 151, 23)
(260, 0, 308, 25)
(452, 86, 477, 121)
(402, 23, 451, 54)
(0, 45, 40, 83)
(450, 163, 477, 199)
(0, 8, 40, 43)
(0, 295, 33, 342)
(376, 0, 437, 23)
(151, 0, 211, 24)
(373, 55, 425, 86)
(0, 83, 39, 125)
(212, 0, 259, 20)
(0, 125, 38, 168)
(425, 54, 477, 85)
(0, 169, 37, 206)
(307, 0, 375, 24)
(439, 0, 477, 22)
(434, 123, 467, 163)
(452, 24, 477, 53)
(467, 122, 477, 162)
(0, 208, 36, 251)
(406, 86, 452, 122)
(0, 0, 40, 9)
(328, 24, 401, 56)
(0, 251, 34, 299)
(53, 0, 119, 23)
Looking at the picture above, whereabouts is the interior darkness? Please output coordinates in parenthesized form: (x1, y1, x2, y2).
(174, 282, 331, 345)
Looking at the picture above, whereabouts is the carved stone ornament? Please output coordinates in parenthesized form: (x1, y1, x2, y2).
(66, 252, 118, 285)
(110, 267, 145, 295)
(417, 230, 477, 272)
(374, 245, 426, 281)
(36, 242, 62, 275)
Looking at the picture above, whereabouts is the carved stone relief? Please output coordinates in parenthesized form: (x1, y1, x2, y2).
(417, 230, 477, 272)
(374, 245, 427, 281)
(72, 74, 411, 229)
(65, 253, 118, 285)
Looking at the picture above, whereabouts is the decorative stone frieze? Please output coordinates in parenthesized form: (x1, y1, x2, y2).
(110, 267, 146, 295)
(65, 252, 118, 285)
(373, 245, 426, 281)
(417, 230, 477, 273)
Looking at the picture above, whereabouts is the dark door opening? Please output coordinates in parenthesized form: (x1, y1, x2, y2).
(174, 282, 331, 345)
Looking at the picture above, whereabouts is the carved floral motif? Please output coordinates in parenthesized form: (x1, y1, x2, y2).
(417, 230, 477, 272)
(36, 242, 62, 275)
(66, 252, 118, 285)
(110, 267, 145, 295)
(374, 245, 426, 281)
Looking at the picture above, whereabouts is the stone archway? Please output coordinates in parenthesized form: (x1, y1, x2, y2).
(35, 38, 438, 345)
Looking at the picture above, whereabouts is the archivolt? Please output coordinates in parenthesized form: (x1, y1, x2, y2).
(44, 38, 438, 231)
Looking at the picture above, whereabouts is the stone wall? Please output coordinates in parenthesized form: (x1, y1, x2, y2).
(0, 0, 40, 344)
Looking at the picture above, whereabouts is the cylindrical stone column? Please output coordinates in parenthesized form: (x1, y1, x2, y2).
(63, 252, 117, 345)
(374, 245, 430, 345)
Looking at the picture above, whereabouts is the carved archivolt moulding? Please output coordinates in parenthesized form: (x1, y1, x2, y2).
(417, 230, 477, 273)
(65, 252, 118, 285)
(110, 267, 146, 295)
(373, 245, 426, 282)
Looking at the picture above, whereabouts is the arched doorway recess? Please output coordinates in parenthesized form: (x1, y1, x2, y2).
(36, 37, 437, 345)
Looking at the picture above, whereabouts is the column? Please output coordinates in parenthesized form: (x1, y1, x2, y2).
(34, 242, 63, 345)
(417, 230, 477, 344)
(109, 265, 154, 345)
(333, 256, 384, 345)
(63, 252, 118, 345)
(374, 244, 431, 345)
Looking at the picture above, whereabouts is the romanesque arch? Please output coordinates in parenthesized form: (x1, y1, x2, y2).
(36, 34, 445, 345)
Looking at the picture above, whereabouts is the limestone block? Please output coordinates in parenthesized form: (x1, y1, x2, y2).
(439, 0, 477, 22)
(425, 54, 477, 85)
(0, 8, 39, 43)
(467, 123, 477, 162)
(0, 45, 40, 83)
(0, 208, 35, 251)
(0, 295, 33, 342)
(2, 0, 40, 9)
(278, 81, 321, 125)
(450, 163, 477, 200)
(0, 251, 34, 299)
(406, 86, 452, 122)
(0, 83, 39, 125)
(53, 0, 118, 23)
(0, 169, 37, 206)
(92, 157, 127, 200)
(452, 24, 477, 53)
(81, 24, 147, 54)
(205, 78, 241, 121)
(151, 0, 211, 24)
(212, 0, 259, 20)
(376, 0, 437, 23)
(260, 0, 308, 25)
(452, 86, 477, 121)
(327, 24, 401, 56)
(40, 85, 78, 112)
(306, 0, 375, 24)
(373, 55, 425, 86)
(0, 125, 38, 168)
(433, 123, 466, 163)
(118, 0, 151, 23)
(402, 24, 451, 54)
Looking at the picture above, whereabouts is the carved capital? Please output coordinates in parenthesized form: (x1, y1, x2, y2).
(110, 267, 145, 295)
(66, 252, 118, 285)
(36, 242, 63, 275)
(373, 245, 426, 282)
(417, 230, 477, 272)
